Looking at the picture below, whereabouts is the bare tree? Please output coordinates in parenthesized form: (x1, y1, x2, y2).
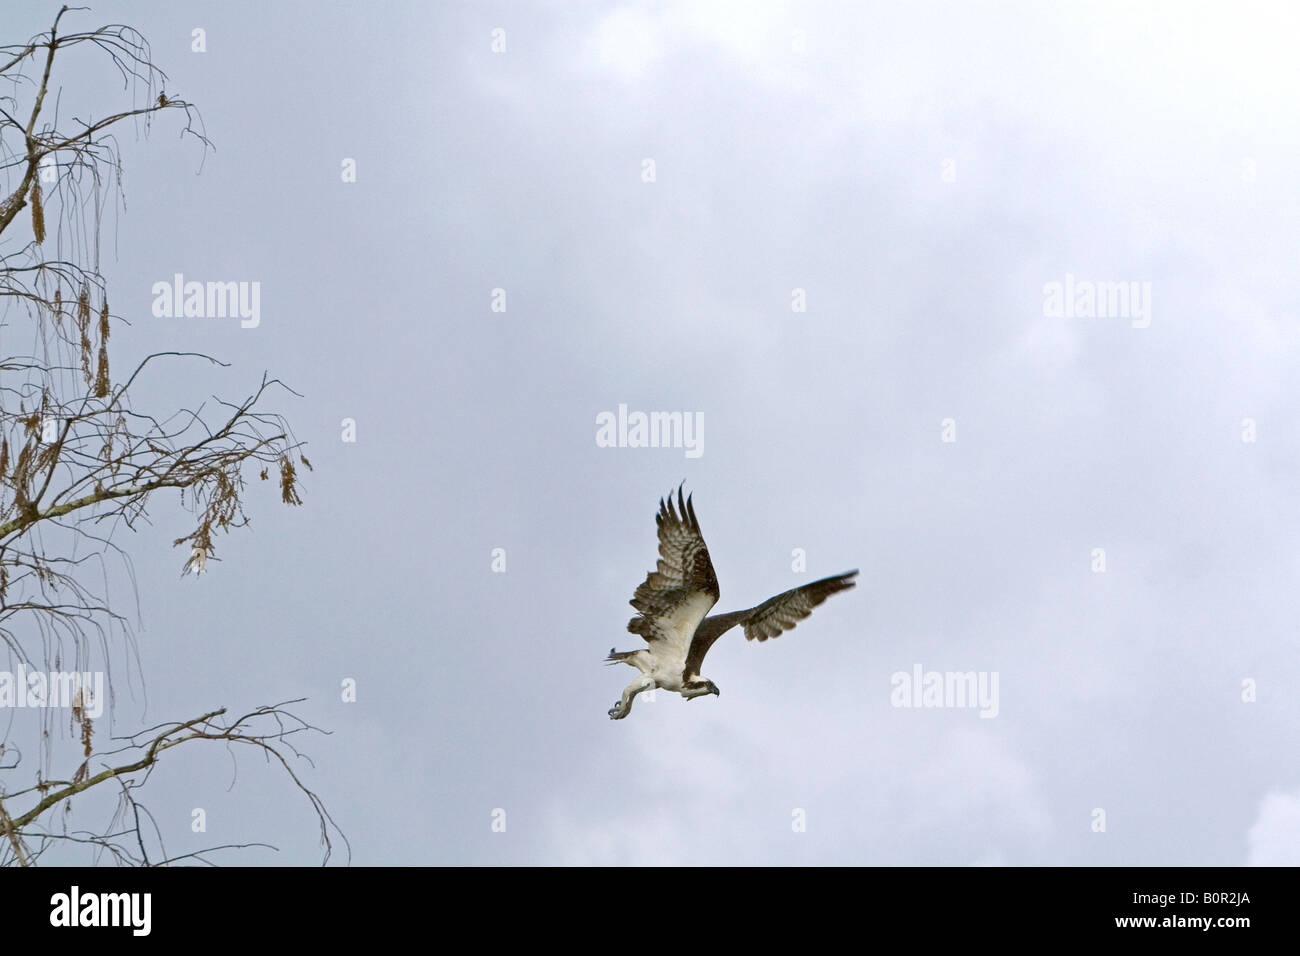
(0, 6, 343, 864)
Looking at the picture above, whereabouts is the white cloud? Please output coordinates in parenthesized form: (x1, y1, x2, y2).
(1246, 787, 1300, 865)
(585, 6, 667, 80)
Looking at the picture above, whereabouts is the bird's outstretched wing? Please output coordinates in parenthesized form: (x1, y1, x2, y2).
(684, 569, 858, 678)
(626, 484, 720, 655)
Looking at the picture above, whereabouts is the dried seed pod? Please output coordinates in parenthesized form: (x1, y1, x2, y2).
(30, 179, 44, 243)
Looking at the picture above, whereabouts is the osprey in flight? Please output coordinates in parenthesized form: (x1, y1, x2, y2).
(606, 485, 857, 719)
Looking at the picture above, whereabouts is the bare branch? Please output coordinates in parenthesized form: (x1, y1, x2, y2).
(0, 7, 335, 866)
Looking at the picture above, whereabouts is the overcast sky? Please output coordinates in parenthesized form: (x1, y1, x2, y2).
(4, 0, 1299, 865)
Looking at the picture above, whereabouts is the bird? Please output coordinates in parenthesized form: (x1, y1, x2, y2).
(606, 484, 857, 719)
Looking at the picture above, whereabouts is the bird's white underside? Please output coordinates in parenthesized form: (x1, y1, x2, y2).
(642, 590, 717, 691)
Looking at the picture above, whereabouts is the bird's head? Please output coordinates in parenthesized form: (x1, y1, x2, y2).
(684, 679, 720, 700)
